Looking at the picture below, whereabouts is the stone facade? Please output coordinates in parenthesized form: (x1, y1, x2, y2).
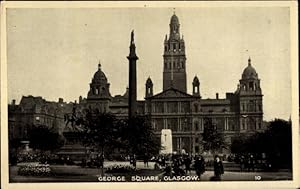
(145, 14, 264, 154)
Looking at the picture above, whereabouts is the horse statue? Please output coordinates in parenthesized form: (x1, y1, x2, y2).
(64, 106, 84, 131)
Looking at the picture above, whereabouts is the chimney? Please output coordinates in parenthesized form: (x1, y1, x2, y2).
(79, 96, 82, 104)
(12, 99, 16, 105)
(216, 93, 219, 99)
(58, 98, 63, 103)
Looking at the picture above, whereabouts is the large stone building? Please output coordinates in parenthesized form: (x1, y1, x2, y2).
(8, 13, 264, 155)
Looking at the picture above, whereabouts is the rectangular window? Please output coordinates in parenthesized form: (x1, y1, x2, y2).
(195, 122, 199, 131)
(156, 119, 164, 131)
(242, 119, 245, 130)
(167, 102, 177, 113)
(155, 102, 164, 113)
(181, 102, 190, 113)
(195, 146, 199, 153)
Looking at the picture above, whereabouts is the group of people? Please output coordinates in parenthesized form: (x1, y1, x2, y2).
(160, 154, 224, 181)
(129, 154, 137, 168)
(239, 154, 256, 172)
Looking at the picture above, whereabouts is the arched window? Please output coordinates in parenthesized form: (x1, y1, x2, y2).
(249, 82, 254, 90)
(243, 85, 246, 90)
(101, 87, 105, 95)
(95, 88, 99, 95)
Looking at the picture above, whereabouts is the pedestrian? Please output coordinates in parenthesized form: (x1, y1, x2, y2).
(143, 155, 149, 168)
(240, 155, 245, 172)
(132, 154, 137, 169)
(161, 156, 166, 167)
(212, 155, 224, 181)
(184, 155, 192, 174)
(194, 156, 205, 179)
(163, 165, 173, 177)
(173, 158, 185, 176)
(98, 153, 104, 168)
(130, 155, 134, 165)
(249, 154, 255, 172)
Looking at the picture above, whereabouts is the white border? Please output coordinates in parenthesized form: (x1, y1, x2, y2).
(1, 1, 299, 189)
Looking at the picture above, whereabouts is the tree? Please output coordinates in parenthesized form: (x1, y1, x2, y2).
(77, 110, 160, 162)
(78, 111, 119, 175)
(201, 118, 227, 154)
(231, 137, 246, 154)
(230, 119, 292, 169)
(264, 119, 292, 168)
(121, 115, 160, 158)
(80, 111, 117, 156)
(29, 125, 64, 151)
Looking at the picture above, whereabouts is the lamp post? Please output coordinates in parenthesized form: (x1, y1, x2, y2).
(190, 117, 193, 157)
(184, 104, 192, 157)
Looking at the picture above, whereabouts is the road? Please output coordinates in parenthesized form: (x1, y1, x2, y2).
(9, 161, 292, 182)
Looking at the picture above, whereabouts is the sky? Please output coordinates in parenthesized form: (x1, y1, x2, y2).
(6, 7, 291, 121)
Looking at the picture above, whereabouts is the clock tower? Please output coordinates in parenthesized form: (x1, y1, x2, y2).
(163, 13, 187, 93)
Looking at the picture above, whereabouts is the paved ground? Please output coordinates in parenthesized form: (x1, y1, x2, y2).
(9, 161, 292, 182)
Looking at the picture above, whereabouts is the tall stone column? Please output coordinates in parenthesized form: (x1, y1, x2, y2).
(127, 30, 138, 119)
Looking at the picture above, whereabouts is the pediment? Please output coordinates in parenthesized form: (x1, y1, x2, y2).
(149, 88, 194, 99)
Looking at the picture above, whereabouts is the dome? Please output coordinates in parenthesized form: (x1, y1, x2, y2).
(242, 58, 258, 79)
(170, 14, 179, 25)
(92, 64, 107, 83)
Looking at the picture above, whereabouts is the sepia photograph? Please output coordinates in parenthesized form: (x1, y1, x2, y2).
(1, 1, 299, 189)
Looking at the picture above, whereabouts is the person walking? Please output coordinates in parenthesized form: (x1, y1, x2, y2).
(132, 154, 137, 169)
(212, 155, 224, 181)
(194, 156, 205, 179)
(130, 154, 137, 169)
(240, 155, 245, 172)
(184, 155, 192, 174)
(249, 154, 255, 172)
(143, 154, 149, 168)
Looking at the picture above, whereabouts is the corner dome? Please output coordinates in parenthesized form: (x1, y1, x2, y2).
(242, 58, 258, 79)
(92, 64, 107, 83)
